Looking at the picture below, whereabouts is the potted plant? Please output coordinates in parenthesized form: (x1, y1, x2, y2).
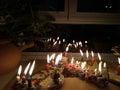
(0, 0, 54, 75)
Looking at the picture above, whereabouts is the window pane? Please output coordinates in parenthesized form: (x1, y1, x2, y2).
(77, 0, 120, 13)
(31, 0, 65, 11)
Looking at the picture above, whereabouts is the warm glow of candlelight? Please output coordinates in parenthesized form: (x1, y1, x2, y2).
(47, 54, 50, 63)
(63, 39, 65, 42)
(68, 43, 72, 47)
(58, 40, 61, 44)
(53, 39, 55, 42)
(49, 53, 55, 61)
(76, 42, 78, 47)
(98, 61, 102, 73)
(29, 60, 35, 76)
(81, 62, 86, 70)
(91, 51, 94, 57)
(49, 37, 52, 41)
(80, 49, 83, 56)
(55, 54, 62, 65)
(73, 40, 75, 43)
(71, 57, 74, 64)
(53, 41, 57, 46)
(98, 53, 101, 61)
(24, 62, 31, 75)
(94, 68, 97, 72)
(103, 62, 106, 68)
(86, 50, 89, 58)
(85, 41, 87, 44)
(66, 46, 69, 52)
(79, 41, 82, 47)
(57, 37, 59, 40)
(59, 53, 62, 61)
(18, 65, 22, 75)
(74, 44, 77, 48)
(76, 60, 78, 65)
(118, 57, 120, 64)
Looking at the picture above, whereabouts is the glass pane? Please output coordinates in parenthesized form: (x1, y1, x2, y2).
(77, 0, 120, 13)
(31, 0, 65, 11)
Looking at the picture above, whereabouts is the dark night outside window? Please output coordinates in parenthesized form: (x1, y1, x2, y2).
(31, 0, 65, 11)
(77, 0, 119, 13)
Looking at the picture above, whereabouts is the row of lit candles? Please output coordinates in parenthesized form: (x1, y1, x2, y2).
(16, 60, 35, 88)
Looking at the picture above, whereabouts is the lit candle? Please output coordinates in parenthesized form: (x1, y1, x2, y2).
(49, 53, 55, 66)
(16, 65, 22, 82)
(90, 51, 95, 66)
(27, 60, 35, 89)
(94, 68, 97, 76)
(117, 57, 120, 75)
(63, 38, 65, 43)
(98, 60, 102, 74)
(64, 46, 69, 57)
(79, 41, 82, 47)
(85, 41, 87, 48)
(86, 50, 89, 61)
(80, 49, 84, 61)
(46, 54, 50, 73)
(81, 62, 86, 71)
(71, 57, 74, 65)
(55, 53, 62, 67)
(57, 36, 59, 40)
(22, 62, 31, 84)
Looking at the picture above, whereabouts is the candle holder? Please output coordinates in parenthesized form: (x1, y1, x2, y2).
(27, 76, 34, 90)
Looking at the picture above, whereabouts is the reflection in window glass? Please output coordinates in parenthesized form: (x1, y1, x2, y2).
(31, 0, 65, 11)
(77, 0, 119, 13)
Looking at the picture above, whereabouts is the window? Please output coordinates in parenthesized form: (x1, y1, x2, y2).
(77, 0, 120, 13)
(37, 0, 120, 24)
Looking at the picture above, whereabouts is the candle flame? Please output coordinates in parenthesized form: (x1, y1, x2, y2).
(73, 40, 75, 43)
(66, 46, 69, 52)
(81, 62, 86, 70)
(74, 44, 77, 48)
(94, 68, 97, 72)
(71, 57, 74, 64)
(118, 57, 120, 64)
(49, 53, 55, 61)
(53, 39, 55, 42)
(98, 53, 101, 61)
(47, 54, 50, 63)
(24, 62, 31, 75)
(91, 51, 94, 57)
(49, 37, 52, 41)
(86, 50, 89, 58)
(63, 39, 65, 42)
(53, 41, 57, 46)
(58, 40, 61, 44)
(57, 37, 59, 40)
(80, 49, 83, 56)
(79, 41, 82, 47)
(85, 41, 87, 44)
(18, 65, 22, 75)
(55, 54, 62, 65)
(29, 60, 35, 76)
(76, 61, 78, 64)
(103, 62, 106, 68)
(98, 61, 102, 73)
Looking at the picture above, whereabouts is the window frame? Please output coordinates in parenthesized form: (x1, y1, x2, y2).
(38, 0, 120, 25)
